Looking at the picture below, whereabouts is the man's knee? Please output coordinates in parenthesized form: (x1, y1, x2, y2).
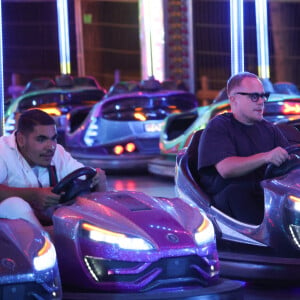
(0, 197, 43, 229)
(0, 197, 32, 218)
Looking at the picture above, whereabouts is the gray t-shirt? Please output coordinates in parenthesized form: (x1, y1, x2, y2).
(197, 113, 289, 195)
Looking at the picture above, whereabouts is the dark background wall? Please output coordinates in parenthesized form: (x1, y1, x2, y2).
(3, 1, 76, 93)
(2, 0, 300, 101)
(81, 1, 140, 88)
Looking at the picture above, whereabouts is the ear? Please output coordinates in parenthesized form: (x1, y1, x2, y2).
(230, 93, 239, 106)
(16, 131, 25, 148)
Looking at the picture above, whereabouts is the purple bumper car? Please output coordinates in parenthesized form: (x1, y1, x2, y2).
(0, 218, 62, 299)
(48, 168, 220, 292)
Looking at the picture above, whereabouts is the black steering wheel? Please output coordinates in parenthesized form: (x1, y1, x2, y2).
(264, 144, 300, 179)
(52, 167, 97, 204)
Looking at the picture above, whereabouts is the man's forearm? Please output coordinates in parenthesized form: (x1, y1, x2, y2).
(0, 184, 38, 205)
(216, 153, 267, 178)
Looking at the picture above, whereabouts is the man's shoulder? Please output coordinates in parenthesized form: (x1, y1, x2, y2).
(51, 144, 71, 168)
(53, 144, 70, 159)
(0, 134, 16, 150)
(55, 143, 67, 152)
(52, 144, 83, 177)
(206, 112, 233, 129)
(259, 118, 273, 125)
(258, 118, 277, 130)
(211, 112, 232, 122)
(52, 144, 80, 164)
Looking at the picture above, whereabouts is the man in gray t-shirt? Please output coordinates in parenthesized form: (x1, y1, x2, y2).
(197, 72, 289, 224)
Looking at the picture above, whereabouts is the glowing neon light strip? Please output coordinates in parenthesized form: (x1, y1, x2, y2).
(0, 0, 4, 136)
(230, 0, 244, 75)
(57, 0, 71, 74)
(139, 0, 165, 81)
(255, 0, 270, 79)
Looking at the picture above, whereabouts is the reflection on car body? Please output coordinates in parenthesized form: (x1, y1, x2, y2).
(175, 130, 300, 283)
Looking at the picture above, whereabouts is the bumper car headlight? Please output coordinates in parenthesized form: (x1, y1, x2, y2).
(194, 216, 215, 246)
(288, 195, 300, 212)
(82, 223, 154, 250)
(33, 236, 57, 271)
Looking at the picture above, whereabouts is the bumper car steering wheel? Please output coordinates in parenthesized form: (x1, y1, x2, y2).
(264, 144, 300, 179)
(52, 167, 97, 204)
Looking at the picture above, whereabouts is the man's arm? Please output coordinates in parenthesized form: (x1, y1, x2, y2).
(0, 185, 61, 210)
(216, 146, 289, 178)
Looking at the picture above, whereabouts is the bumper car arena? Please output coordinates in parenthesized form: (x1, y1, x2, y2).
(1, 0, 300, 299)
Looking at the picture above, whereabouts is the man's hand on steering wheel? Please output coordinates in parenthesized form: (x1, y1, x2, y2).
(52, 167, 101, 204)
(264, 144, 300, 179)
(265, 146, 289, 167)
(90, 168, 108, 192)
(29, 187, 61, 211)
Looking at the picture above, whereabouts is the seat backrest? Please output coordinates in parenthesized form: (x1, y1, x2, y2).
(23, 78, 55, 94)
(180, 129, 213, 206)
(73, 76, 99, 88)
(176, 128, 214, 208)
(186, 130, 203, 186)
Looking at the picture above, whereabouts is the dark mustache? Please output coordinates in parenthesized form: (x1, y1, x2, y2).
(41, 150, 54, 156)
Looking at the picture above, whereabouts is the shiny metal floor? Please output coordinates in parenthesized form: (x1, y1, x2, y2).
(63, 173, 300, 299)
(107, 173, 176, 198)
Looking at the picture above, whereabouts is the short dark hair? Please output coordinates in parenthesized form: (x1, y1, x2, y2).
(17, 109, 55, 134)
(227, 72, 259, 96)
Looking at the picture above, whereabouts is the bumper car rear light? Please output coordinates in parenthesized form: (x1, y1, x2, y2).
(113, 145, 124, 155)
(125, 142, 136, 153)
